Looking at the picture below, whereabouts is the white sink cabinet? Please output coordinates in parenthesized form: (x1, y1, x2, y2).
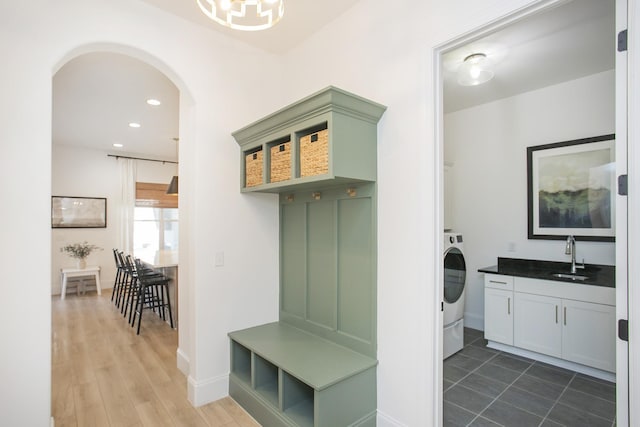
(484, 274, 615, 379)
(484, 274, 514, 345)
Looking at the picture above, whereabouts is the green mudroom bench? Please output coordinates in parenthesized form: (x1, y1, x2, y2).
(229, 322, 378, 427)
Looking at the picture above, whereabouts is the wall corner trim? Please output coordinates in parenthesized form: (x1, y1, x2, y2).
(376, 410, 409, 427)
(187, 373, 229, 407)
(176, 347, 190, 376)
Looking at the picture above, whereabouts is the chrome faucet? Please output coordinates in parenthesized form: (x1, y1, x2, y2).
(565, 235, 584, 274)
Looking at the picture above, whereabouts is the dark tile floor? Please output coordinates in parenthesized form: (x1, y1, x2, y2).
(444, 328, 616, 427)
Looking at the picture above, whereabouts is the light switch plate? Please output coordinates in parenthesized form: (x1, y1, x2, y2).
(215, 251, 224, 267)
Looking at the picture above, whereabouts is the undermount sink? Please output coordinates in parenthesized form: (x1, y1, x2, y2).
(552, 273, 589, 281)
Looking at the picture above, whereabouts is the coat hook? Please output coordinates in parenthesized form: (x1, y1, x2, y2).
(346, 188, 357, 197)
(312, 192, 321, 200)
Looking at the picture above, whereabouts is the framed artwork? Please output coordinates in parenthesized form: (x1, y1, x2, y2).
(51, 196, 107, 228)
(527, 134, 615, 242)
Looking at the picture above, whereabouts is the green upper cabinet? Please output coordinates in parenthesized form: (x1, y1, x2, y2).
(232, 86, 387, 193)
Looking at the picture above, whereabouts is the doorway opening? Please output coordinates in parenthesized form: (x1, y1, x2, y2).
(434, 0, 627, 425)
(51, 45, 194, 424)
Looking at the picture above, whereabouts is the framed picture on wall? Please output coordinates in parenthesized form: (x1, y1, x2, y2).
(51, 196, 107, 228)
(527, 134, 615, 242)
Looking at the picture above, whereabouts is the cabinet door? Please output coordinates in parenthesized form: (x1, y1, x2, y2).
(484, 288, 513, 345)
(562, 300, 616, 372)
(514, 293, 562, 358)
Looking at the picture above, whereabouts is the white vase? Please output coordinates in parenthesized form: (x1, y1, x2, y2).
(77, 258, 86, 269)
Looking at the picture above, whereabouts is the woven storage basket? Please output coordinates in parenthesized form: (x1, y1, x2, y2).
(270, 141, 291, 183)
(245, 149, 263, 187)
(300, 129, 329, 177)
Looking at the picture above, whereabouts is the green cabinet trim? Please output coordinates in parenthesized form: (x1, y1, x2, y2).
(232, 86, 386, 193)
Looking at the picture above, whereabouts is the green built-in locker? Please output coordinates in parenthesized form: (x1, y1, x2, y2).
(280, 184, 376, 358)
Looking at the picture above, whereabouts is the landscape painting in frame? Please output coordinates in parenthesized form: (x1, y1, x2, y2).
(527, 134, 615, 242)
(51, 196, 107, 228)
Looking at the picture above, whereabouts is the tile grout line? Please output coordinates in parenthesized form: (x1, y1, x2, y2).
(446, 331, 616, 427)
(539, 368, 617, 425)
(465, 358, 540, 426)
(446, 335, 542, 426)
(537, 370, 575, 427)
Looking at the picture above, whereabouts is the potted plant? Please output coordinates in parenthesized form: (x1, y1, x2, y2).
(61, 241, 102, 269)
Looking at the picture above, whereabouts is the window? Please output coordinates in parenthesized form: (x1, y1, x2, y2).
(134, 207, 178, 261)
(134, 182, 178, 260)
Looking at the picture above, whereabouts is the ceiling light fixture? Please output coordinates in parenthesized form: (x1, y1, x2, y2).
(457, 53, 494, 86)
(129, 122, 141, 128)
(113, 143, 123, 148)
(146, 99, 161, 106)
(196, 0, 284, 31)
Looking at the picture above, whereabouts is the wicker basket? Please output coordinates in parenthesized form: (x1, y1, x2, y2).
(245, 149, 263, 187)
(270, 141, 291, 183)
(300, 129, 329, 177)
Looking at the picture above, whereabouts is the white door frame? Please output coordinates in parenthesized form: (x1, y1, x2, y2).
(625, 1, 639, 424)
(615, 1, 630, 425)
(433, 0, 631, 425)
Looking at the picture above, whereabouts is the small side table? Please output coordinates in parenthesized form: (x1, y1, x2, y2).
(60, 266, 101, 300)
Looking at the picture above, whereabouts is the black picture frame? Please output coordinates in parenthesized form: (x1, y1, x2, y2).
(51, 196, 107, 228)
(527, 134, 615, 242)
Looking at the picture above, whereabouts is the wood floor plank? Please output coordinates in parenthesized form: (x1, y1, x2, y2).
(52, 292, 258, 427)
(95, 364, 141, 426)
(112, 343, 158, 406)
(217, 398, 260, 427)
(73, 382, 110, 427)
(197, 400, 234, 427)
(135, 400, 175, 427)
(52, 363, 76, 420)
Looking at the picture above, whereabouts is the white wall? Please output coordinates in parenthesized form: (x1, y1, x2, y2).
(445, 70, 616, 329)
(51, 144, 176, 295)
(2, 0, 631, 426)
(1, 0, 282, 424)
(279, 0, 552, 425)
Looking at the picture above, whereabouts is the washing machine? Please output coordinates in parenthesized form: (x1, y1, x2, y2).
(443, 232, 466, 359)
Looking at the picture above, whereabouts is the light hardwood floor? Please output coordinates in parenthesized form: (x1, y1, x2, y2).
(52, 291, 260, 427)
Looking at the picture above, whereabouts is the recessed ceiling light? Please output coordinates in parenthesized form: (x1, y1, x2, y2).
(129, 122, 141, 128)
(113, 143, 123, 148)
(146, 99, 161, 106)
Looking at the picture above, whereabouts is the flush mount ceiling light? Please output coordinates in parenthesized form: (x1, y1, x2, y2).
(196, 0, 284, 31)
(457, 53, 494, 86)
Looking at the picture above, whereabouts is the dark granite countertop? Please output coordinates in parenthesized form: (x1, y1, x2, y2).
(478, 257, 615, 288)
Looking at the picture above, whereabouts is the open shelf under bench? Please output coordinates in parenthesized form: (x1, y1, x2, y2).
(229, 322, 378, 427)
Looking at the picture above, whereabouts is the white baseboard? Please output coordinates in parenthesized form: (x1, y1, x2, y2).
(51, 416, 55, 427)
(377, 410, 408, 427)
(176, 347, 189, 376)
(463, 311, 483, 331)
(187, 373, 229, 407)
(487, 341, 616, 382)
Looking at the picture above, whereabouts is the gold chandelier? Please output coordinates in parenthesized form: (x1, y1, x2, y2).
(196, 0, 285, 31)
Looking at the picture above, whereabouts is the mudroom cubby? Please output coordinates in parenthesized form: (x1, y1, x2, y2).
(229, 322, 378, 427)
(230, 87, 385, 427)
(233, 86, 386, 193)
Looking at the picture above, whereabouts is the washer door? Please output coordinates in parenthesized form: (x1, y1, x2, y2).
(444, 247, 466, 304)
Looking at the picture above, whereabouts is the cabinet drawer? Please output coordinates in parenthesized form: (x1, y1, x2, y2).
(484, 274, 514, 290)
